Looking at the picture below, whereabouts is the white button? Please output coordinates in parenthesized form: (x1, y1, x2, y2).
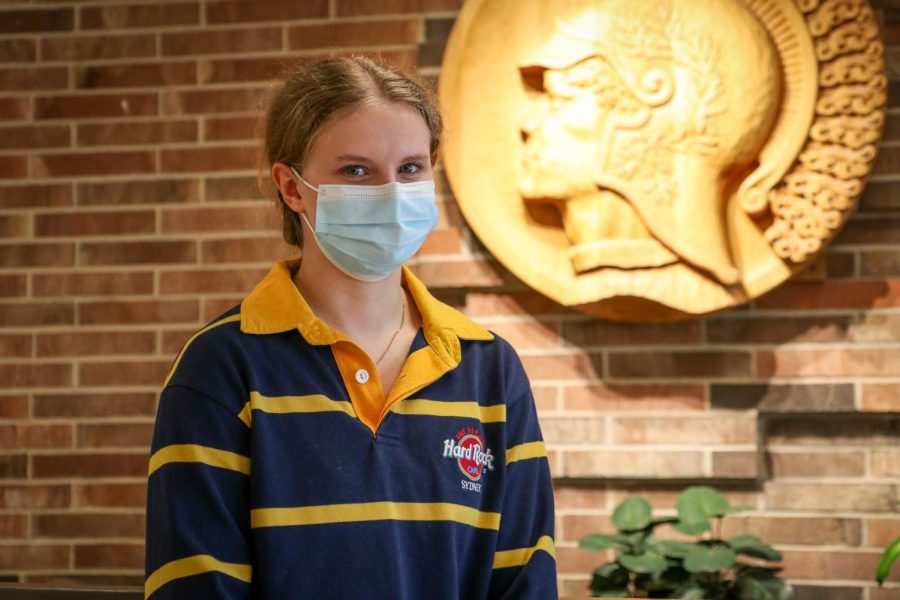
(354, 369, 370, 384)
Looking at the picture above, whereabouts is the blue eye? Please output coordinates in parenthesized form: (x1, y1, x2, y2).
(399, 163, 421, 174)
(341, 165, 366, 176)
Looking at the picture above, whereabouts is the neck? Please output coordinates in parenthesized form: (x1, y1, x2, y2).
(293, 246, 406, 340)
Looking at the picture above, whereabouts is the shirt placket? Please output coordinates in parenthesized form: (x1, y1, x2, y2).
(330, 338, 385, 436)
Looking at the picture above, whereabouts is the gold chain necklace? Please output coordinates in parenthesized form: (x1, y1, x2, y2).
(374, 291, 407, 367)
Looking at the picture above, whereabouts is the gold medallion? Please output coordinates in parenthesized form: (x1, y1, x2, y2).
(439, 0, 885, 322)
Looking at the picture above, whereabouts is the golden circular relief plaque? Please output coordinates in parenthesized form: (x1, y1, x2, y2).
(439, 0, 886, 322)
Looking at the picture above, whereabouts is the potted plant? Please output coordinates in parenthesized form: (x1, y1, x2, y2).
(580, 486, 792, 599)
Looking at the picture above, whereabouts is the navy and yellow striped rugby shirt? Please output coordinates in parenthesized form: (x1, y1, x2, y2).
(145, 259, 557, 599)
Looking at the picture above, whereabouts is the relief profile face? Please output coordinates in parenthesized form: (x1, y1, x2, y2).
(518, 53, 677, 273)
(519, 59, 616, 203)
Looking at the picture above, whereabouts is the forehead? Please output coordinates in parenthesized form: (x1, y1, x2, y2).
(309, 100, 431, 161)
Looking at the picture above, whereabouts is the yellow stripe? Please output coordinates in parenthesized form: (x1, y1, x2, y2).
(164, 314, 242, 387)
(492, 535, 556, 569)
(145, 554, 251, 599)
(392, 399, 506, 423)
(148, 444, 251, 477)
(506, 441, 547, 465)
(252, 501, 501, 531)
(247, 391, 357, 418)
(237, 402, 252, 428)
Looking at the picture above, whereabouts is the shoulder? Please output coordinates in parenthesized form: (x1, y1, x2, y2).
(461, 329, 521, 369)
(459, 327, 533, 401)
(172, 305, 244, 363)
(163, 304, 247, 395)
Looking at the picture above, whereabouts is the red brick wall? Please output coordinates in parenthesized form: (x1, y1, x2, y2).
(0, 1, 898, 598)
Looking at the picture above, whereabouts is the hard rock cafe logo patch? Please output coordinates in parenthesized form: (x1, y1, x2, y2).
(442, 427, 495, 492)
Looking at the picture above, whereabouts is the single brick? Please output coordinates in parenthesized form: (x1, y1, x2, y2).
(35, 93, 157, 120)
(78, 300, 198, 325)
(41, 33, 155, 61)
(76, 60, 196, 90)
(161, 27, 281, 56)
(0, 66, 67, 91)
(80, 3, 198, 29)
(35, 210, 155, 237)
(32, 272, 153, 297)
(32, 452, 148, 478)
(78, 178, 199, 206)
(34, 150, 155, 177)
(608, 350, 752, 379)
(710, 383, 855, 412)
(33, 392, 156, 419)
(79, 240, 197, 265)
(36, 331, 156, 356)
(0, 124, 69, 150)
(78, 360, 171, 387)
(207, 0, 327, 23)
(74, 543, 143, 569)
(0, 8, 73, 34)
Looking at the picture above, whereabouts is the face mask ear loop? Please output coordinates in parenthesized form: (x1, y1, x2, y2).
(287, 164, 319, 240)
(288, 165, 319, 193)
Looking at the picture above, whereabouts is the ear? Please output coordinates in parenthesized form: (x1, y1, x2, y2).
(272, 162, 306, 214)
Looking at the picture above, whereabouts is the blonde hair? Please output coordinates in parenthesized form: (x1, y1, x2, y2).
(259, 56, 443, 247)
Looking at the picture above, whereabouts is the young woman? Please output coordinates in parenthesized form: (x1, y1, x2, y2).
(144, 56, 557, 599)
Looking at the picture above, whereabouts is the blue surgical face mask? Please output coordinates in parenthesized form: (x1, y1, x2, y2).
(289, 166, 439, 282)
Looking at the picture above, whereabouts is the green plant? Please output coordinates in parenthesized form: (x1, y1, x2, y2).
(876, 538, 899, 586)
(580, 486, 793, 599)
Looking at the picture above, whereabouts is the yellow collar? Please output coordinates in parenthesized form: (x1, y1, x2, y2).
(240, 260, 493, 366)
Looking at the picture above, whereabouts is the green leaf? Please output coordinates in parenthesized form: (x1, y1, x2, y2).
(735, 576, 778, 600)
(618, 531, 648, 549)
(683, 546, 737, 573)
(589, 562, 628, 596)
(593, 562, 621, 577)
(648, 563, 690, 590)
(674, 519, 710, 535)
(876, 538, 900, 585)
(619, 550, 669, 574)
(736, 565, 785, 580)
(653, 540, 697, 558)
(612, 496, 652, 531)
(580, 534, 619, 552)
(728, 535, 782, 561)
(737, 573, 793, 600)
(761, 577, 794, 600)
(674, 584, 707, 600)
(677, 486, 733, 524)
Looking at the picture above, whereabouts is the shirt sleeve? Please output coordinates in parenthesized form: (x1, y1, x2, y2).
(488, 385, 558, 599)
(144, 384, 253, 599)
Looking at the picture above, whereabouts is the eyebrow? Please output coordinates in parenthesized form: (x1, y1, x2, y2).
(400, 154, 430, 163)
(334, 154, 430, 163)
